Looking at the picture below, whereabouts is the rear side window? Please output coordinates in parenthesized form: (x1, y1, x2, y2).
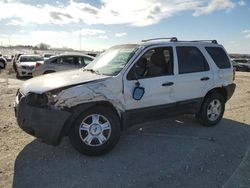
(206, 47, 231, 69)
(176, 46, 209, 74)
(49, 58, 57, 64)
(59, 57, 74, 65)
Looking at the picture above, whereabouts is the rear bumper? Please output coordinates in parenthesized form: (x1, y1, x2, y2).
(224, 83, 236, 101)
(15, 98, 71, 145)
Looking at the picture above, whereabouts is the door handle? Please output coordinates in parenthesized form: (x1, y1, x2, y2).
(162, 82, 174, 86)
(200, 77, 210, 81)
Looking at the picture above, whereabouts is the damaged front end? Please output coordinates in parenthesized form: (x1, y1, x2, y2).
(14, 89, 71, 145)
(14, 77, 125, 145)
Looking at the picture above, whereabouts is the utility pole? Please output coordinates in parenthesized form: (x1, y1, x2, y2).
(79, 28, 81, 51)
(8, 37, 10, 47)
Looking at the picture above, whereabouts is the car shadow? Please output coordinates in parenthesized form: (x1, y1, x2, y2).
(15, 76, 32, 81)
(13, 116, 250, 188)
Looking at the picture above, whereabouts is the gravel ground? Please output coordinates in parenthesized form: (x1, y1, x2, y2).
(0, 63, 250, 188)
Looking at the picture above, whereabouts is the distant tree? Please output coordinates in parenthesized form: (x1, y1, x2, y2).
(36, 43, 50, 50)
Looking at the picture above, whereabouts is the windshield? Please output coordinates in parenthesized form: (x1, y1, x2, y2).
(20, 56, 44, 62)
(84, 45, 138, 76)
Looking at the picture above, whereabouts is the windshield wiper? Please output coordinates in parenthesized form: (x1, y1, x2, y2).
(83, 68, 101, 75)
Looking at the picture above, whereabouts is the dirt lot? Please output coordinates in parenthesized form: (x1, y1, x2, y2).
(0, 63, 250, 188)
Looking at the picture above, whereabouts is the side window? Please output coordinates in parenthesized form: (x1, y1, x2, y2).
(75, 57, 84, 65)
(176, 46, 209, 74)
(127, 47, 173, 80)
(59, 57, 74, 65)
(76, 57, 93, 66)
(206, 47, 231, 69)
(84, 57, 93, 65)
(49, 58, 57, 64)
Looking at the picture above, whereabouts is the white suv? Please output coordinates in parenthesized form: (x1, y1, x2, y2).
(14, 38, 236, 155)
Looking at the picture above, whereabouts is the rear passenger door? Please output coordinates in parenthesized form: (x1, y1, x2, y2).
(57, 56, 76, 71)
(174, 46, 214, 103)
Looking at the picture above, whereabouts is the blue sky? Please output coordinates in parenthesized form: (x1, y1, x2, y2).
(0, 0, 250, 53)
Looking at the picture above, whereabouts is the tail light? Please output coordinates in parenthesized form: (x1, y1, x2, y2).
(35, 62, 42, 68)
(233, 68, 235, 81)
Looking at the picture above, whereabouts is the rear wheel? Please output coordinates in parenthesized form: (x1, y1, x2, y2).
(0, 61, 5, 69)
(69, 106, 121, 156)
(196, 93, 225, 127)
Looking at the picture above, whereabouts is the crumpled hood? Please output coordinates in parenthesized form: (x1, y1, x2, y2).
(20, 69, 110, 95)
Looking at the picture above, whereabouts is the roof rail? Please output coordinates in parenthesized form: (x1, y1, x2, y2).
(141, 37, 178, 42)
(189, 40, 218, 44)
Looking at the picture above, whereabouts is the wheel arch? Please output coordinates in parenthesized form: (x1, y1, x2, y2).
(59, 101, 123, 140)
(204, 87, 227, 103)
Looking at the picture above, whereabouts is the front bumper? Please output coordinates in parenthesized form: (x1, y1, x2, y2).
(14, 97, 71, 145)
(17, 67, 34, 77)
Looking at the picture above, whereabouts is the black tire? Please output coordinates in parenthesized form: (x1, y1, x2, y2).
(196, 93, 225, 127)
(43, 70, 55, 74)
(0, 62, 5, 69)
(69, 105, 121, 156)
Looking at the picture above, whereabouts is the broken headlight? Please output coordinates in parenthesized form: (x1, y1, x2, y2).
(25, 93, 48, 107)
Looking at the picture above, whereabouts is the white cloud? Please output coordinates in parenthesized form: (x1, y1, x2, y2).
(0, 29, 109, 49)
(0, 0, 237, 27)
(81, 29, 106, 36)
(242, 29, 250, 39)
(98, 35, 108, 39)
(238, 0, 246, 6)
(193, 0, 235, 16)
(115, 32, 127, 37)
(242, 29, 250, 33)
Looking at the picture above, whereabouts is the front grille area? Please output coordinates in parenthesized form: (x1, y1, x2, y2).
(21, 65, 35, 70)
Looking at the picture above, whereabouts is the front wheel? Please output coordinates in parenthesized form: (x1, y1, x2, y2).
(196, 93, 225, 127)
(69, 106, 121, 156)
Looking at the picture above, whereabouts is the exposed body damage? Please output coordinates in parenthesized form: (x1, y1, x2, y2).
(55, 78, 125, 115)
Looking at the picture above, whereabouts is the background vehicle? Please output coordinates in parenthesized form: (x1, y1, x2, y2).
(232, 58, 250, 71)
(0, 56, 7, 69)
(13, 53, 24, 72)
(43, 53, 54, 61)
(3, 55, 13, 62)
(15, 38, 236, 156)
(33, 53, 94, 76)
(16, 55, 44, 78)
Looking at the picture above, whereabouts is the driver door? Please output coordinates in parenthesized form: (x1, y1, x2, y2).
(123, 46, 176, 113)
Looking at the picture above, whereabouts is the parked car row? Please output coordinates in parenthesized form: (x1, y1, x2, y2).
(11, 53, 94, 79)
(232, 58, 250, 72)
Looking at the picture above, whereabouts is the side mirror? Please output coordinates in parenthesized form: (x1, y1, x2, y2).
(133, 86, 145, 100)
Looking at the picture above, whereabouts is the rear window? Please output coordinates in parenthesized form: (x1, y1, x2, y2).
(176, 46, 209, 74)
(206, 47, 231, 69)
